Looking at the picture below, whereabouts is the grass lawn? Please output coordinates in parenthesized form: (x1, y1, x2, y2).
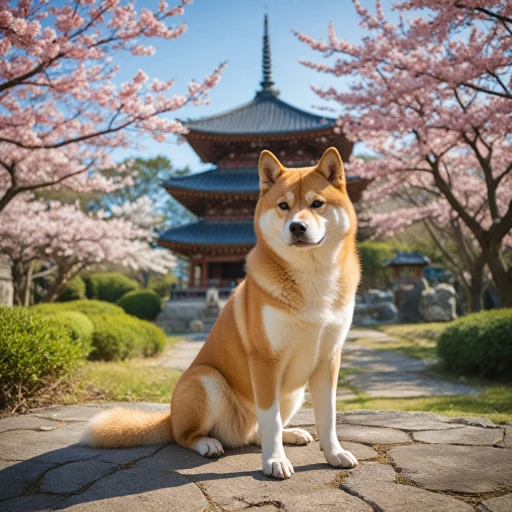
(55, 335, 183, 406)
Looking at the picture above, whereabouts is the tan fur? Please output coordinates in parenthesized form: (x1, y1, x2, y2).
(83, 147, 361, 477)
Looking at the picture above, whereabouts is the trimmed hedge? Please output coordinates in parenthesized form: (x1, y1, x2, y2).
(88, 314, 166, 361)
(84, 273, 140, 303)
(0, 307, 88, 408)
(148, 273, 175, 298)
(116, 290, 163, 320)
(57, 276, 86, 302)
(32, 300, 124, 317)
(35, 310, 93, 349)
(437, 309, 512, 381)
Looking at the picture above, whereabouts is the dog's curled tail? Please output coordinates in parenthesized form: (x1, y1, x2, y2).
(82, 408, 174, 448)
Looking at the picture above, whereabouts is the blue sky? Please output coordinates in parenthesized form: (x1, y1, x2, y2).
(114, 0, 378, 170)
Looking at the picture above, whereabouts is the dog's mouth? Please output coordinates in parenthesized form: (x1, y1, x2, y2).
(290, 233, 326, 248)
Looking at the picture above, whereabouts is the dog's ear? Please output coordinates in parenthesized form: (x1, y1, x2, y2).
(316, 147, 345, 188)
(258, 150, 283, 192)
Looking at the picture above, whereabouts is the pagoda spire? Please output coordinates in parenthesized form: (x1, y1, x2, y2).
(258, 15, 278, 97)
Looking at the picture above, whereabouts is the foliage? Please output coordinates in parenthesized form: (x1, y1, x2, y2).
(438, 309, 512, 381)
(88, 314, 166, 361)
(31, 300, 124, 317)
(297, 1, 512, 306)
(38, 310, 93, 349)
(358, 241, 397, 290)
(116, 290, 163, 321)
(84, 273, 140, 304)
(148, 273, 176, 298)
(58, 276, 86, 302)
(0, 307, 87, 409)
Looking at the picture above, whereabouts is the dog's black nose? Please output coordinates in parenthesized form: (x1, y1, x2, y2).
(289, 221, 308, 237)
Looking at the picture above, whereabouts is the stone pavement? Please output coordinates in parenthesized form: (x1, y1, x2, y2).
(0, 404, 511, 511)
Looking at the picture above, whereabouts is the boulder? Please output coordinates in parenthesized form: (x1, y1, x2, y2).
(189, 319, 204, 333)
(420, 283, 457, 322)
(375, 301, 398, 323)
(398, 278, 428, 323)
(366, 289, 394, 306)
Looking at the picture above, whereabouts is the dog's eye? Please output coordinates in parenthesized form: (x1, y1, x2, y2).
(311, 200, 324, 209)
(278, 202, 289, 210)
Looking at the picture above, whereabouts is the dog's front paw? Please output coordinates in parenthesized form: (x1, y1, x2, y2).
(325, 448, 358, 468)
(263, 456, 295, 479)
(283, 428, 314, 446)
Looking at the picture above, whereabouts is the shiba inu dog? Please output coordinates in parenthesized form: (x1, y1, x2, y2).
(83, 147, 361, 479)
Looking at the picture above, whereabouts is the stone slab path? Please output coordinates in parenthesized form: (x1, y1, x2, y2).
(157, 328, 476, 399)
(0, 404, 510, 511)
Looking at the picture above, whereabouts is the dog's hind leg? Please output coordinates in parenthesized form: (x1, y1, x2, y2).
(280, 387, 313, 446)
(171, 365, 255, 457)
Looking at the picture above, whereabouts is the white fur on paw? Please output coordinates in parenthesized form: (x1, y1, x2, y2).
(193, 437, 224, 458)
(263, 457, 294, 479)
(325, 448, 358, 468)
(282, 428, 314, 446)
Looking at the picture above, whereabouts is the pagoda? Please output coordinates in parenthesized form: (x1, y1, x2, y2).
(158, 16, 369, 292)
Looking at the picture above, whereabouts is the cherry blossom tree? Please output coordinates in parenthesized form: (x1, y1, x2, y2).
(0, 0, 225, 211)
(0, 195, 176, 304)
(296, 0, 512, 307)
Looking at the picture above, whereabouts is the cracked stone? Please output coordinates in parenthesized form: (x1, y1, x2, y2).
(0, 459, 56, 501)
(340, 410, 464, 431)
(57, 456, 208, 511)
(33, 405, 105, 422)
(413, 426, 504, 446)
(449, 416, 497, 428)
(0, 414, 63, 433)
(342, 462, 473, 511)
(336, 424, 410, 445)
(390, 444, 512, 493)
(175, 442, 371, 511)
(505, 428, 511, 449)
(0, 493, 62, 511)
(41, 460, 118, 494)
(287, 409, 316, 426)
(479, 493, 512, 512)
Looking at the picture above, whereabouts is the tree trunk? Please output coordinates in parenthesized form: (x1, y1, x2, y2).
(469, 281, 484, 312)
(483, 246, 512, 308)
(23, 261, 34, 307)
(10, 260, 27, 306)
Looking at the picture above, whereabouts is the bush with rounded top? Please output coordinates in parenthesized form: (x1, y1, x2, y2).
(83, 273, 140, 303)
(437, 309, 512, 381)
(57, 276, 86, 302)
(32, 300, 124, 317)
(116, 290, 163, 320)
(36, 310, 93, 349)
(0, 307, 88, 408)
(88, 314, 166, 361)
(148, 273, 175, 298)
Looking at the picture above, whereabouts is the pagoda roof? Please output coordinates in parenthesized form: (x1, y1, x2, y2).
(163, 167, 360, 195)
(183, 94, 335, 136)
(163, 168, 259, 194)
(383, 251, 431, 267)
(159, 220, 256, 247)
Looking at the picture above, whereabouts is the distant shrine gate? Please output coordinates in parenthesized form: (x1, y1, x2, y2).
(158, 16, 369, 295)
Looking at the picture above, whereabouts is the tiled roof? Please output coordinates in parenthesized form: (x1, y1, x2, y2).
(383, 251, 431, 267)
(159, 220, 256, 246)
(183, 94, 336, 136)
(163, 167, 358, 194)
(163, 168, 259, 193)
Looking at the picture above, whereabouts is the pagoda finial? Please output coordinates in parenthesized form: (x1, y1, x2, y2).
(258, 15, 278, 96)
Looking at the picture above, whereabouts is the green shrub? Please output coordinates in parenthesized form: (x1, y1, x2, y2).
(148, 273, 175, 298)
(31, 300, 124, 317)
(88, 314, 166, 361)
(83, 273, 140, 303)
(437, 309, 512, 381)
(116, 290, 163, 320)
(0, 307, 88, 408)
(35, 311, 93, 349)
(57, 276, 86, 302)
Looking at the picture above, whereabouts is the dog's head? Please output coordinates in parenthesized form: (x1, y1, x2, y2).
(255, 147, 357, 260)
